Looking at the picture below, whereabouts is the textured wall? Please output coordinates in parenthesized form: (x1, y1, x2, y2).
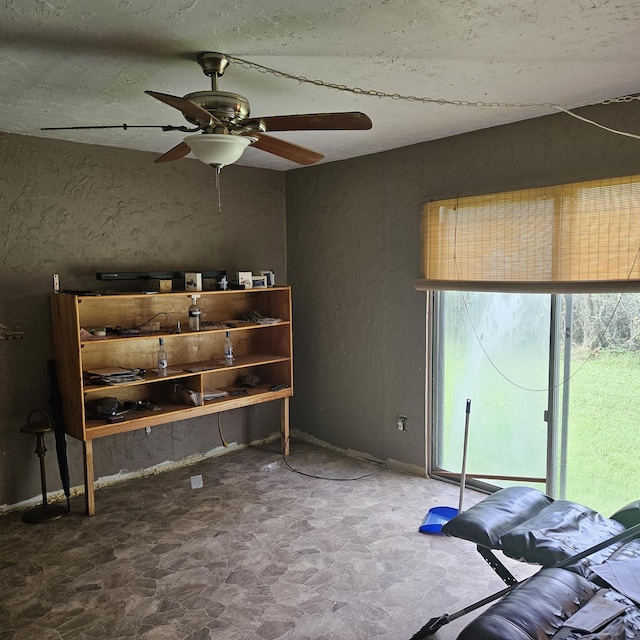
(0, 132, 285, 509)
(4, 101, 640, 510)
(286, 102, 640, 471)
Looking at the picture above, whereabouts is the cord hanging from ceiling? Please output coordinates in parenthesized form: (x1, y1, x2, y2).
(555, 106, 640, 141)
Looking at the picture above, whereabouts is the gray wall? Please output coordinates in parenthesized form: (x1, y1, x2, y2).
(0, 132, 285, 509)
(4, 100, 640, 509)
(285, 101, 640, 471)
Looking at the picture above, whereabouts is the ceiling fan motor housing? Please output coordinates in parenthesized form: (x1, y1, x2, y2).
(183, 91, 251, 126)
(196, 52, 230, 78)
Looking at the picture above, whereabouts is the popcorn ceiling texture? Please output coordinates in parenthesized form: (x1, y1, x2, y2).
(2, 1, 640, 170)
(0, 131, 285, 510)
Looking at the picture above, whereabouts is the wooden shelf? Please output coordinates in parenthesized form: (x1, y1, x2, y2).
(80, 320, 291, 345)
(50, 287, 293, 515)
(85, 385, 292, 439)
(83, 353, 291, 394)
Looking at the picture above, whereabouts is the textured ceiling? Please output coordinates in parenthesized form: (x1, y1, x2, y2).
(1, 0, 639, 171)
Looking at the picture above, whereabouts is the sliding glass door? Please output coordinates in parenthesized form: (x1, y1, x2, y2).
(430, 290, 640, 512)
(559, 293, 640, 514)
(430, 291, 554, 491)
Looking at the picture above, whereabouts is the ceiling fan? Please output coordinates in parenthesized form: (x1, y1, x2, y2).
(42, 52, 373, 168)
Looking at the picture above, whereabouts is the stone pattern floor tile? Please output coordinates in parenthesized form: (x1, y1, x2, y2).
(0, 441, 534, 639)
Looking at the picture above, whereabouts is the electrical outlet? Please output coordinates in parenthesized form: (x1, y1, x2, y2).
(397, 415, 408, 431)
(145, 426, 151, 435)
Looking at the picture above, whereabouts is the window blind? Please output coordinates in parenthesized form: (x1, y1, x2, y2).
(416, 175, 640, 293)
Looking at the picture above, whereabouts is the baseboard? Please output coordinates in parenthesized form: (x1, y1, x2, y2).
(1, 429, 424, 516)
(1, 433, 282, 516)
(290, 429, 426, 478)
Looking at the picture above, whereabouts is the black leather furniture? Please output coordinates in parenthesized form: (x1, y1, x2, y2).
(457, 567, 640, 640)
(442, 486, 634, 581)
(413, 487, 640, 639)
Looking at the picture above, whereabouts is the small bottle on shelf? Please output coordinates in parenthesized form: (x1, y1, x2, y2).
(188, 294, 201, 331)
(157, 338, 168, 376)
(224, 330, 234, 366)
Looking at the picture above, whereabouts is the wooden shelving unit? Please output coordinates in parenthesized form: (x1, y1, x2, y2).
(50, 287, 293, 515)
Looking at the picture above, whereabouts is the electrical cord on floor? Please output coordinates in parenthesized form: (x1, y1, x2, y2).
(279, 435, 385, 481)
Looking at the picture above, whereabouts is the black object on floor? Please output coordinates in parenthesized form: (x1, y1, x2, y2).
(20, 409, 68, 524)
(48, 359, 71, 512)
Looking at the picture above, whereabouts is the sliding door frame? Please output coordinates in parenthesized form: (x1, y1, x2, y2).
(427, 290, 562, 497)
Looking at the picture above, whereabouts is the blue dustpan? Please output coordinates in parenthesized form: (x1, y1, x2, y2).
(419, 506, 459, 535)
(419, 399, 471, 536)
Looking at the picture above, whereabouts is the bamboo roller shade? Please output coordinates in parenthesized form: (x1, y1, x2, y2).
(416, 175, 640, 293)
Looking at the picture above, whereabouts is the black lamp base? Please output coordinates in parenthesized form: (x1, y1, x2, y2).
(22, 503, 68, 524)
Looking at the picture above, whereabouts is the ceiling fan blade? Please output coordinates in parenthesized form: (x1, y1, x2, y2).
(244, 133, 324, 165)
(154, 141, 192, 163)
(247, 112, 372, 132)
(40, 124, 196, 132)
(145, 91, 222, 126)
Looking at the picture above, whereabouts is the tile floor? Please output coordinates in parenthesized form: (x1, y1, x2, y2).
(0, 440, 532, 640)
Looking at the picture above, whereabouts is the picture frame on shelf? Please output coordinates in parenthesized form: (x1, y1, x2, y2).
(185, 272, 202, 291)
(259, 270, 275, 286)
(237, 271, 253, 289)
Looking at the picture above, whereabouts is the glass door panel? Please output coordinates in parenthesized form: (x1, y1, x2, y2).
(431, 291, 552, 489)
(559, 293, 640, 515)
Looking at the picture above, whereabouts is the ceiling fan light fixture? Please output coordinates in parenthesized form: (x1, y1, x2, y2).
(184, 134, 250, 167)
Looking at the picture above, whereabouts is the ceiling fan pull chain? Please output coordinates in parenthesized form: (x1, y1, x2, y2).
(227, 54, 640, 111)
